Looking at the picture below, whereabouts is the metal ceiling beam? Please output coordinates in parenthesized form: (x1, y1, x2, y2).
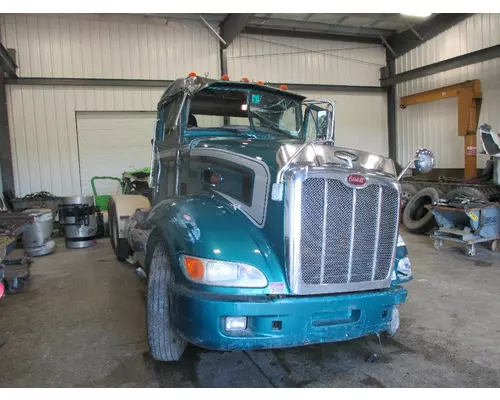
(274, 83, 386, 93)
(242, 27, 382, 45)
(386, 13, 473, 59)
(381, 44, 500, 86)
(5, 77, 384, 93)
(219, 14, 255, 48)
(5, 77, 175, 87)
(0, 42, 17, 78)
(248, 16, 395, 38)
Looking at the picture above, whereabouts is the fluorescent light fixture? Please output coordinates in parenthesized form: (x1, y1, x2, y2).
(401, 12, 432, 17)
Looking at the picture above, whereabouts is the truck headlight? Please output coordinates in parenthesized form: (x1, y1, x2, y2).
(181, 255, 268, 288)
(397, 256, 412, 277)
(392, 256, 412, 282)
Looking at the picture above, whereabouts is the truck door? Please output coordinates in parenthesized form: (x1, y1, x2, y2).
(151, 95, 186, 204)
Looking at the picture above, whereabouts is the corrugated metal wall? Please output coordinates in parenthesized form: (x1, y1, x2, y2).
(395, 13, 500, 169)
(300, 91, 389, 157)
(0, 14, 220, 79)
(229, 34, 386, 86)
(229, 34, 389, 156)
(6, 85, 165, 196)
(2, 15, 390, 196)
(1, 14, 220, 196)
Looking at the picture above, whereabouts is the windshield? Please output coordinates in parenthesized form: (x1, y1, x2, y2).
(187, 86, 303, 138)
(247, 93, 301, 137)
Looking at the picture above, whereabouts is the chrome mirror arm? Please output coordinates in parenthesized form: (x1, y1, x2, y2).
(397, 157, 417, 181)
(397, 148, 435, 181)
(272, 139, 325, 201)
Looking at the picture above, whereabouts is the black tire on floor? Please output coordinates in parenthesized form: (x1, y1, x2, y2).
(109, 199, 132, 262)
(108, 198, 117, 251)
(444, 186, 488, 202)
(400, 182, 418, 211)
(403, 187, 443, 234)
(147, 234, 187, 362)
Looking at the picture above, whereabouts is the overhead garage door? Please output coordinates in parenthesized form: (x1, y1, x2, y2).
(76, 111, 156, 196)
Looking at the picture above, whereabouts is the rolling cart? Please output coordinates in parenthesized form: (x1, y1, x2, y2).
(426, 203, 500, 256)
(0, 212, 35, 293)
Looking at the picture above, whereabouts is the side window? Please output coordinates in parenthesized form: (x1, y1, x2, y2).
(188, 115, 224, 128)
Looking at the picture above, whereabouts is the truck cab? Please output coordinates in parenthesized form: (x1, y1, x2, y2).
(108, 73, 434, 362)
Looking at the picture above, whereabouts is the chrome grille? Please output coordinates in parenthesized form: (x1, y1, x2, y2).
(297, 177, 399, 291)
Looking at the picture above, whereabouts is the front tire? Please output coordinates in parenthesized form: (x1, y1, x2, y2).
(147, 238, 187, 362)
(109, 198, 132, 262)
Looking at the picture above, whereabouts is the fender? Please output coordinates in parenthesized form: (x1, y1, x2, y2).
(145, 191, 288, 296)
(111, 194, 151, 239)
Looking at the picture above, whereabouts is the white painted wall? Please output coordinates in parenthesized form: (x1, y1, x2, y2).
(229, 34, 389, 156)
(6, 85, 165, 196)
(76, 112, 156, 196)
(1, 14, 220, 197)
(300, 91, 389, 157)
(2, 14, 390, 196)
(229, 34, 386, 86)
(0, 14, 220, 79)
(395, 13, 500, 169)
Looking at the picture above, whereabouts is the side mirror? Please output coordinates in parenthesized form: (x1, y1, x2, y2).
(302, 100, 336, 143)
(414, 149, 435, 173)
(397, 148, 435, 181)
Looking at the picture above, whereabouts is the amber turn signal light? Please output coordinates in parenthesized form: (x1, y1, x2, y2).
(184, 256, 204, 279)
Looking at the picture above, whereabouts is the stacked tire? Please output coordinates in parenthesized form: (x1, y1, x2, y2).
(402, 187, 444, 234)
(443, 187, 488, 203)
(400, 183, 418, 218)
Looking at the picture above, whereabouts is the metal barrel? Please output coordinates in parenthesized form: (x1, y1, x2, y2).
(60, 196, 97, 249)
(22, 208, 57, 256)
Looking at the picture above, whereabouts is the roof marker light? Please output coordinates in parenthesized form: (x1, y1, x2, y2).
(257, 80, 264, 84)
(221, 74, 230, 81)
(240, 77, 249, 83)
(188, 72, 197, 77)
(280, 84, 289, 90)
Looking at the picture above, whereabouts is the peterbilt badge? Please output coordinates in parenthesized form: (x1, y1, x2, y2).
(346, 174, 367, 186)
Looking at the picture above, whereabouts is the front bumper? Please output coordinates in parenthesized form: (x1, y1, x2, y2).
(169, 285, 407, 351)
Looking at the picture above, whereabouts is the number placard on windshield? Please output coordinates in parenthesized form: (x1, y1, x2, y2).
(250, 94, 261, 105)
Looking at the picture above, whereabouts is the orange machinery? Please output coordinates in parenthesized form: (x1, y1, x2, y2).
(400, 80, 482, 178)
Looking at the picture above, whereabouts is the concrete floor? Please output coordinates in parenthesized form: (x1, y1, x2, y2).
(1, 231, 499, 388)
